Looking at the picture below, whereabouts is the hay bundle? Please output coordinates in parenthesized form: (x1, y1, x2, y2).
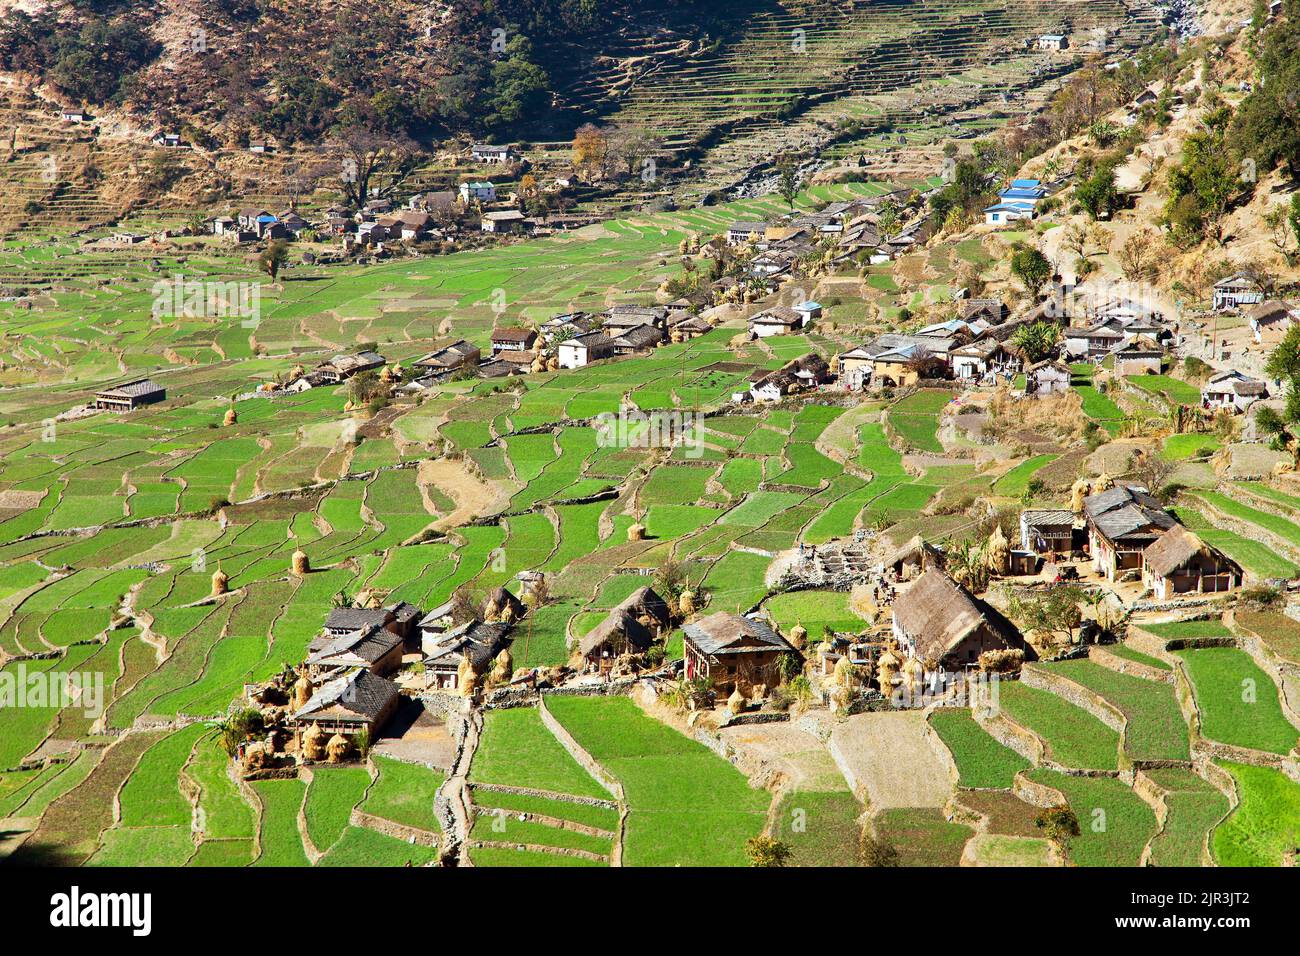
(901, 655, 925, 693)
(627, 522, 646, 542)
(1069, 477, 1090, 513)
(343, 399, 355, 412)
(291, 548, 310, 575)
(303, 722, 327, 761)
(789, 624, 807, 650)
(293, 674, 313, 710)
(326, 733, 351, 763)
(876, 648, 900, 690)
(211, 568, 229, 597)
(531, 355, 547, 373)
(1093, 472, 1114, 492)
(727, 685, 746, 715)
(490, 647, 513, 685)
(678, 589, 696, 617)
(833, 655, 860, 690)
(985, 525, 1010, 577)
(457, 657, 478, 697)
(223, 407, 237, 426)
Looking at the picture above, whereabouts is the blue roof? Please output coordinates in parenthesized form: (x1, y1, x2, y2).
(797, 301, 821, 310)
(984, 203, 1030, 214)
(257, 214, 278, 223)
(1011, 179, 1042, 189)
(1000, 188, 1044, 201)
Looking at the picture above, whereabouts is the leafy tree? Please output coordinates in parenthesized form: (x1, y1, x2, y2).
(258, 240, 289, 284)
(1075, 161, 1118, 220)
(1163, 130, 1241, 245)
(859, 832, 900, 867)
(1006, 584, 1085, 647)
(777, 157, 801, 209)
(1231, 0, 1300, 179)
(218, 709, 265, 757)
(1010, 320, 1062, 363)
(1010, 247, 1053, 299)
(1036, 805, 1080, 850)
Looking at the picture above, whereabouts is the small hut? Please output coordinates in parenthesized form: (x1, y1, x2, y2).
(885, 535, 945, 580)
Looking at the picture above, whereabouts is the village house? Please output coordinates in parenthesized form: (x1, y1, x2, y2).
(471, 143, 521, 165)
(409, 190, 459, 220)
(490, 327, 538, 354)
(319, 603, 421, 647)
(1142, 526, 1243, 600)
(609, 323, 664, 354)
(481, 210, 528, 234)
(1201, 370, 1267, 413)
(1036, 34, 1069, 51)
(749, 354, 831, 402)
(578, 585, 671, 675)
(152, 132, 182, 148)
(962, 298, 1009, 325)
(793, 301, 823, 325)
(289, 669, 400, 742)
(749, 306, 806, 338)
(669, 314, 712, 341)
(727, 221, 770, 245)
(1247, 299, 1298, 341)
(1064, 322, 1127, 359)
(459, 181, 497, 204)
(837, 333, 956, 390)
(984, 179, 1047, 225)
(305, 625, 404, 679)
(1111, 339, 1164, 377)
(558, 330, 616, 369)
(1213, 271, 1265, 311)
(1020, 509, 1076, 556)
(316, 351, 386, 383)
(247, 138, 273, 153)
(206, 215, 236, 236)
(61, 108, 88, 123)
(1083, 485, 1177, 580)
(1024, 360, 1072, 397)
(413, 340, 481, 377)
(885, 535, 945, 581)
(237, 208, 283, 239)
(421, 620, 513, 692)
(540, 311, 600, 344)
(891, 569, 1027, 672)
(605, 304, 670, 330)
(951, 338, 1017, 381)
(94, 379, 166, 412)
(682, 612, 800, 692)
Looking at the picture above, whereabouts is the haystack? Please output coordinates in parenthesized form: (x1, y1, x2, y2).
(678, 589, 696, 617)
(490, 647, 513, 684)
(293, 673, 313, 710)
(876, 648, 900, 690)
(1069, 477, 1090, 513)
(727, 685, 746, 715)
(211, 567, 229, 597)
(223, 407, 237, 426)
(627, 522, 646, 542)
(326, 733, 351, 763)
(901, 655, 925, 693)
(985, 525, 1009, 576)
(788, 624, 807, 650)
(291, 548, 310, 575)
(303, 722, 327, 761)
(457, 657, 478, 698)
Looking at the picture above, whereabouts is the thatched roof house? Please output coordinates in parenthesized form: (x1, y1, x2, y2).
(890, 569, 1025, 670)
(422, 620, 513, 692)
(885, 535, 945, 579)
(1141, 526, 1242, 600)
(579, 611, 655, 673)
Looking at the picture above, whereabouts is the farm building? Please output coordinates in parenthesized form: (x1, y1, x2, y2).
(750, 354, 830, 401)
(1083, 485, 1177, 581)
(609, 323, 664, 354)
(1201, 371, 1267, 413)
(793, 301, 822, 324)
(1064, 323, 1126, 359)
(962, 298, 1009, 325)
(885, 535, 945, 580)
(481, 210, 527, 234)
(727, 221, 769, 245)
(1024, 361, 1071, 397)
(61, 108, 88, 123)
(94, 379, 166, 412)
(317, 351, 385, 382)
(1112, 339, 1164, 377)
(1020, 509, 1075, 556)
(1247, 299, 1298, 340)
(153, 131, 182, 147)
(983, 179, 1047, 225)
(558, 331, 616, 369)
(1037, 34, 1069, 51)
(749, 307, 805, 337)
(951, 338, 1016, 381)
(459, 181, 497, 203)
(682, 612, 800, 692)
(421, 620, 513, 692)
(605, 304, 670, 330)
(289, 669, 400, 741)
(890, 569, 1026, 672)
(491, 327, 538, 353)
(1142, 526, 1243, 600)
(579, 611, 655, 675)
(1213, 272, 1265, 311)
(670, 314, 711, 340)
(414, 340, 481, 375)
(305, 625, 404, 679)
(472, 143, 520, 164)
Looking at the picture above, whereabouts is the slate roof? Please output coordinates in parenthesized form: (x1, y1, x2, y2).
(579, 610, 654, 657)
(683, 612, 796, 656)
(308, 625, 402, 667)
(424, 620, 513, 670)
(96, 379, 165, 399)
(324, 607, 392, 631)
(1083, 485, 1176, 542)
(292, 669, 399, 722)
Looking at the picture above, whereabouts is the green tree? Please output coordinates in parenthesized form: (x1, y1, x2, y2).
(1010, 320, 1062, 363)
(777, 158, 801, 209)
(1075, 162, 1118, 220)
(258, 240, 289, 284)
(745, 836, 793, 867)
(1010, 247, 1053, 299)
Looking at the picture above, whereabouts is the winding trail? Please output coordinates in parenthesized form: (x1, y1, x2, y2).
(434, 708, 481, 866)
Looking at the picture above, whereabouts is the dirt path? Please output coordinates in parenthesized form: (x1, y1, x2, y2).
(828, 711, 952, 809)
(433, 709, 480, 866)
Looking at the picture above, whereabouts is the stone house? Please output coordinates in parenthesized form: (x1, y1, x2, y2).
(682, 612, 799, 693)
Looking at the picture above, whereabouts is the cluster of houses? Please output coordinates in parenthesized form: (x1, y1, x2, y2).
(1018, 483, 1246, 597)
